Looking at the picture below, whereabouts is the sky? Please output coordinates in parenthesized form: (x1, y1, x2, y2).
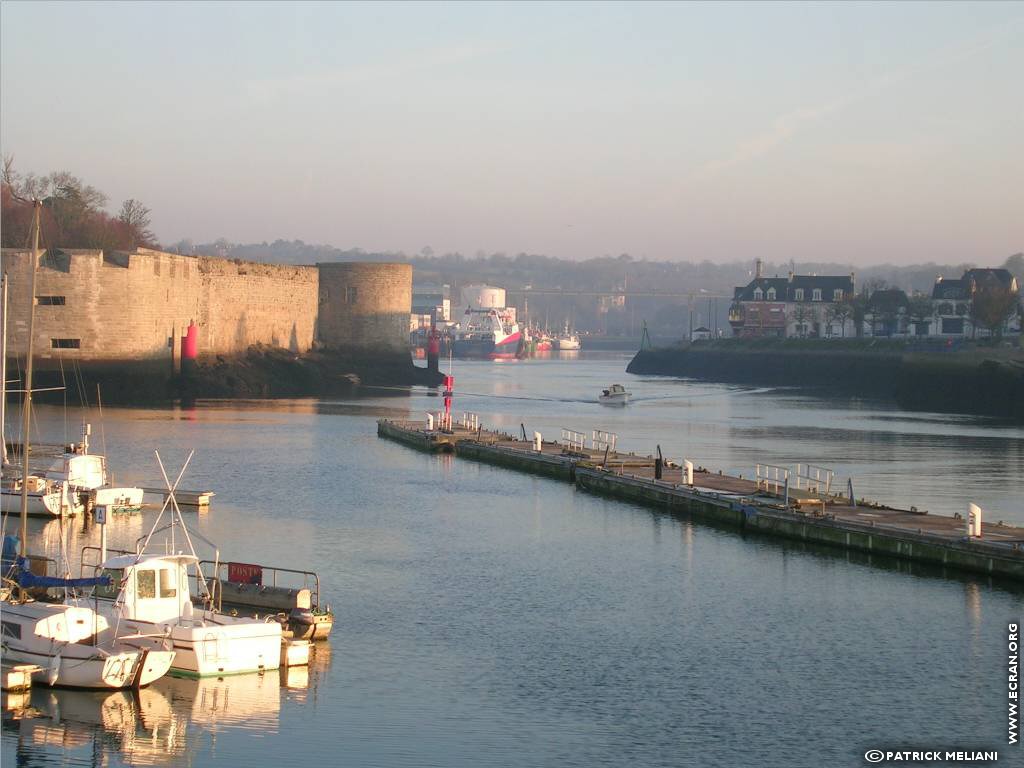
(1, 1, 1022, 265)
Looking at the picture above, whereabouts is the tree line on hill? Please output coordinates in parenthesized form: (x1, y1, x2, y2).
(2, 159, 1020, 337)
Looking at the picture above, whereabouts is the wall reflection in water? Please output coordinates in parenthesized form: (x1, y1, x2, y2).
(1, 643, 331, 767)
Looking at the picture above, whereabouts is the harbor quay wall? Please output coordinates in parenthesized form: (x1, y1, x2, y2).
(627, 343, 1024, 421)
(0, 249, 413, 371)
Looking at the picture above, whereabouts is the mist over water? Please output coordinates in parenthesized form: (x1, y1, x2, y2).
(3, 353, 1022, 767)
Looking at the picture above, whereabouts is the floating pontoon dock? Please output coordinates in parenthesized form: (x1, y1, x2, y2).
(377, 417, 1024, 583)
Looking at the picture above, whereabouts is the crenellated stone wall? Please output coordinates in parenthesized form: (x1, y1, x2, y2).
(0, 248, 411, 371)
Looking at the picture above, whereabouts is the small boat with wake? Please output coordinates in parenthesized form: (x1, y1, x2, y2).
(598, 384, 631, 405)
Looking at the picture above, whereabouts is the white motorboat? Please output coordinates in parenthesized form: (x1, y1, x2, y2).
(1, 601, 175, 688)
(81, 450, 284, 679)
(598, 384, 631, 405)
(89, 551, 283, 678)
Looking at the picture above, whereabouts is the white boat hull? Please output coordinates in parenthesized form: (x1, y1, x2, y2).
(0, 487, 78, 518)
(2, 645, 174, 688)
(1, 602, 174, 688)
(118, 614, 283, 678)
(598, 394, 630, 405)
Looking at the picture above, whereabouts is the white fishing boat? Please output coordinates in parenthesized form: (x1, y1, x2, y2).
(88, 551, 283, 678)
(598, 384, 631, 405)
(1, 426, 145, 518)
(556, 330, 581, 351)
(81, 451, 283, 678)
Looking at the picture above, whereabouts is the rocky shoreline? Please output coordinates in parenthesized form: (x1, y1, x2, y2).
(24, 344, 445, 405)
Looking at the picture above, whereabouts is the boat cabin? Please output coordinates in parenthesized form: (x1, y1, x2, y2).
(95, 554, 197, 625)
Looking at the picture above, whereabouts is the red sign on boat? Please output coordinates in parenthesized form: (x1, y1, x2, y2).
(228, 562, 263, 585)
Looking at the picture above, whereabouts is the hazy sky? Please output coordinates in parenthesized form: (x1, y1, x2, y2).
(2, 1, 1021, 264)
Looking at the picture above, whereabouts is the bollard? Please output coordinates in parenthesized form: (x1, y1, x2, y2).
(426, 413, 435, 430)
(968, 503, 982, 538)
(533, 431, 542, 452)
(684, 460, 693, 486)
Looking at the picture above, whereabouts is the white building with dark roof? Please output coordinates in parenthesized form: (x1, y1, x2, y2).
(729, 262, 856, 338)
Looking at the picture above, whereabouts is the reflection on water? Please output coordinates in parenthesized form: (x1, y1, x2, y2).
(2, 354, 1023, 767)
(2, 645, 331, 767)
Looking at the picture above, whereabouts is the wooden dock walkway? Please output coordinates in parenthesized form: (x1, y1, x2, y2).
(377, 418, 1024, 583)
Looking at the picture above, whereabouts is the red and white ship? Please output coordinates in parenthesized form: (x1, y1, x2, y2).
(451, 307, 522, 359)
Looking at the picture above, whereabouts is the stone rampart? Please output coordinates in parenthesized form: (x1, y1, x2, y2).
(1, 249, 412, 371)
(0, 248, 317, 368)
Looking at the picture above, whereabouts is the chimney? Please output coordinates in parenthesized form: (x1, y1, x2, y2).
(755, 258, 763, 279)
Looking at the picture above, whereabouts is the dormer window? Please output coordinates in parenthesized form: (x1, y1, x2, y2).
(812, 289, 822, 302)
(767, 288, 776, 300)
(753, 288, 763, 300)
(834, 289, 843, 302)
(794, 288, 804, 301)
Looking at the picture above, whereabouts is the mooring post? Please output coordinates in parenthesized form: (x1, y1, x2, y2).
(968, 503, 983, 538)
(684, 460, 693, 486)
(426, 413, 435, 431)
(533, 431, 542, 452)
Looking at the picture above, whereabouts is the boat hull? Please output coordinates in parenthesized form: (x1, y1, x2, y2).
(119, 615, 283, 677)
(2, 646, 172, 688)
(0, 487, 76, 518)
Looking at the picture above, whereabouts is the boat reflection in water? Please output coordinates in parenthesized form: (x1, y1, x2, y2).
(1, 645, 331, 766)
(3, 686, 189, 764)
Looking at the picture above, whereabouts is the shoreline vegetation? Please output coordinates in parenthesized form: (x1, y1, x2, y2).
(627, 338, 1024, 421)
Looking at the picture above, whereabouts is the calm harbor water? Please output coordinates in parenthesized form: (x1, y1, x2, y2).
(3, 353, 1022, 767)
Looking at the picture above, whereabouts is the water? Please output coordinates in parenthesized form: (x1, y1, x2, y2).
(3, 353, 1022, 767)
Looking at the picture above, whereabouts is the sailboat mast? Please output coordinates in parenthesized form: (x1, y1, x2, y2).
(1, 272, 8, 467)
(19, 200, 41, 558)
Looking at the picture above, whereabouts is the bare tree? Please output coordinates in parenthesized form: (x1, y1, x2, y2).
(906, 295, 934, 336)
(118, 198, 155, 247)
(829, 301, 853, 337)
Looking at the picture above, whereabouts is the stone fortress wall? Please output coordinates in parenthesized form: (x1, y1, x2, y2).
(317, 262, 413, 354)
(0, 248, 411, 369)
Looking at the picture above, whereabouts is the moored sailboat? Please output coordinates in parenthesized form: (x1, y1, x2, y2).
(1, 200, 175, 689)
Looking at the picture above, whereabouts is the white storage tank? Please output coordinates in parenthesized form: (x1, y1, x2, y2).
(460, 284, 506, 309)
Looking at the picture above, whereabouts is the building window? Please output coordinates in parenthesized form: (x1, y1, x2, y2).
(812, 289, 822, 301)
(51, 338, 81, 349)
(37, 295, 66, 305)
(753, 288, 763, 300)
(794, 289, 804, 301)
(834, 289, 843, 302)
(346, 286, 358, 304)
(767, 288, 776, 300)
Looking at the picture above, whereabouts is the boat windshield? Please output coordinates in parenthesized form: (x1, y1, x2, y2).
(94, 568, 123, 600)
